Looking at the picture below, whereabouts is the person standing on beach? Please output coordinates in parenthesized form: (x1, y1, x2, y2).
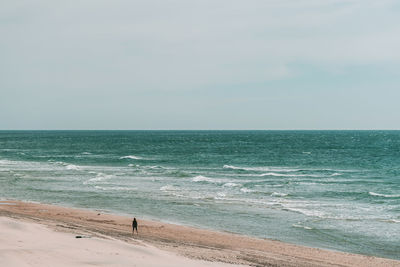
(132, 218, 138, 235)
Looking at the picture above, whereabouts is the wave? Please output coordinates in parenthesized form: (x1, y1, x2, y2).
(94, 186, 134, 191)
(65, 164, 80, 170)
(223, 165, 358, 175)
(191, 175, 231, 184)
(292, 224, 313, 230)
(259, 172, 320, 177)
(240, 187, 255, 193)
(192, 175, 215, 183)
(0, 159, 18, 166)
(283, 207, 326, 217)
(223, 165, 248, 170)
(215, 192, 227, 199)
(120, 155, 143, 160)
(271, 192, 288, 197)
(223, 182, 241, 187)
(223, 165, 299, 172)
(84, 173, 114, 184)
(192, 175, 218, 183)
(146, 165, 166, 170)
(378, 219, 400, 224)
(369, 192, 400, 198)
(160, 185, 179, 191)
(259, 172, 296, 177)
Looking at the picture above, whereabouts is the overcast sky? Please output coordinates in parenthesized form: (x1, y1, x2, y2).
(1, 0, 399, 130)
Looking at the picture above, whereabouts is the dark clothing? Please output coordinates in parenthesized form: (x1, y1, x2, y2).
(132, 218, 138, 234)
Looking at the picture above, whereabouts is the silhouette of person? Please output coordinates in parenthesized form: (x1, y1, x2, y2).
(132, 218, 138, 235)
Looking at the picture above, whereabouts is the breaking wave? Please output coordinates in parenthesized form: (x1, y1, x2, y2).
(369, 192, 400, 198)
(120, 155, 143, 160)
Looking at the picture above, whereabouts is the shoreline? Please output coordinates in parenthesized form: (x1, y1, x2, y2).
(1, 200, 399, 267)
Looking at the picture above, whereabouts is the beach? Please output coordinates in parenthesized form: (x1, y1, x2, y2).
(2, 131, 400, 259)
(1, 200, 399, 267)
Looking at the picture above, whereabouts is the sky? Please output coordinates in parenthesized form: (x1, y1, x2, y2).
(1, 0, 400, 130)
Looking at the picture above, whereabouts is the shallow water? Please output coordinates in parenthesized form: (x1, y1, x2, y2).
(0, 131, 399, 259)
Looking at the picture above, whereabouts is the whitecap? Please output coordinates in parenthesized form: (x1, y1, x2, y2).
(292, 224, 313, 230)
(120, 155, 143, 160)
(95, 186, 133, 191)
(271, 192, 288, 197)
(259, 172, 315, 177)
(147, 165, 165, 169)
(283, 207, 326, 218)
(66, 164, 80, 170)
(81, 152, 92, 155)
(369, 192, 400, 198)
(223, 165, 272, 172)
(223, 182, 240, 187)
(223, 164, 300, 173)
(223, 165, 247, 170)
(160, 185, 178, 191)
(84, 173, 114, 184)
(240, 187, 255, 193)
(0, 159, 18, 166)
(286, 207, 325, 218)
(215, 192, 227, 199)
(259, 172, 292, 177)
(192, 175, 214, 183)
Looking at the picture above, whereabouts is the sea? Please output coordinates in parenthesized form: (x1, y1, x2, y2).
(0, 131, 399, 259)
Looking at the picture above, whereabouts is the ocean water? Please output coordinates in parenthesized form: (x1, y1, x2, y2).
(0, 131, 399, 259)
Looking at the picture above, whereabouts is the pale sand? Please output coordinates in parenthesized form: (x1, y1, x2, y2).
(0, 216, 238, 267)
(1, 200, 399, 267)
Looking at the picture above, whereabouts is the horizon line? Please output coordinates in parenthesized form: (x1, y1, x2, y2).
(1, 129, 399, 131)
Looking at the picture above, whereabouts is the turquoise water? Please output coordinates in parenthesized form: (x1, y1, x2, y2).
(0, 131, 399, 259)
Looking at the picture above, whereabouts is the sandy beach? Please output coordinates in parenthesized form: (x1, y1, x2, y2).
(1, 200, 399, 267)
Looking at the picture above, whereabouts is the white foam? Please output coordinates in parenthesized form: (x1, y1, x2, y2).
(84, 173, 114, 184)
(240, 188, 255, 193)
(223, 182, 240, 187)
(259, 172, 317, 177)
(192, 175, 215, 183)
(95, 186, 133, 191)
(81, 152, 92, 155)
(120, 155, 143, 160)
(260, 172, 293, 177)
(384, 219, 400, 223)
(147, 165, 165, 169)
(160, 185, 178, 191)
(217, 192, 226, 198)
(284, 207, 326, 217)
(292, 224, 313, 230)
(369, 192, 400, 198)
(271, 192, 288, 197)
(0, 159, 18, 166)
(224, 165, 273, 172)
(65, 164, 80, 170)
(223, 164, 300, 173)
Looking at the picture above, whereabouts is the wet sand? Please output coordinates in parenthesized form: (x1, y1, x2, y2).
(1, 200, 399, 267)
